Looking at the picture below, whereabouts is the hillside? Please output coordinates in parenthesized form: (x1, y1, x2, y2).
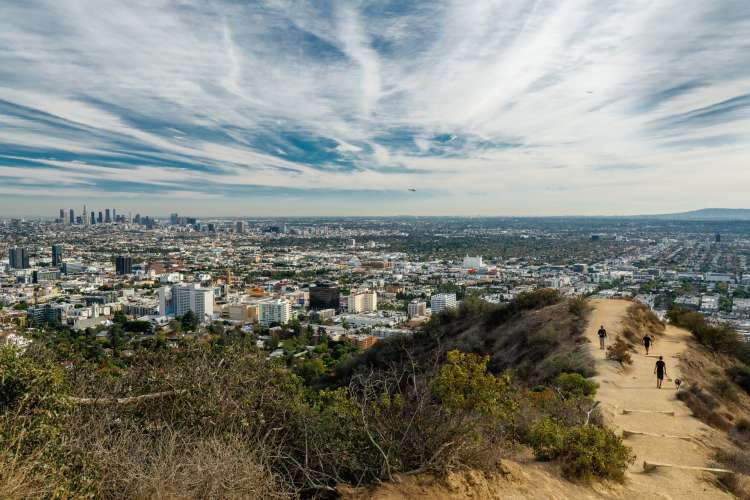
(331, 289, 593, 388)
(638, 208, 750, 221)
(348, 300, 739, 499)
(7, 293, 740, 499)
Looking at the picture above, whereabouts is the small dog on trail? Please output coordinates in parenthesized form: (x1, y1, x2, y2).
(674, 378, 682, 391)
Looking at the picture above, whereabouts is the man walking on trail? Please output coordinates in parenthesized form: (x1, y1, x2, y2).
(655, 356, 667, 389)
(643, 334, 653, 355)
(598, 325, 607, 350)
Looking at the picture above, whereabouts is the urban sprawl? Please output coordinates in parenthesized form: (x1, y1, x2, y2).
(3, 211, 750, 361)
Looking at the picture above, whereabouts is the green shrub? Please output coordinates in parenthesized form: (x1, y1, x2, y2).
(560, 425, 634, 482)
(528, 417, 566, 461)
(537, 346, 595, 381)
(554, 372, 597, 399)
(736, 418, 750, 433)
(714, 378, 739, 402)
(727, 365, 750, 395)
(436, 350, 517, 422)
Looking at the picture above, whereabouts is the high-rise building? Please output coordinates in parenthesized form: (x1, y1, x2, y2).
(59, 209, 65, 221)
(105, 209, 111, 223)
(309, 281, 340, 310)
(90, 212, 96, 225)
(98, 211, 103, 223)
(158, 287, 174, 316)
(112, 208, 116, 222)
(115, 255, 133, 275)
(236, 221, 244, 233)
(430, 293, 457, 314)
(69, 209, 74, 225)
(83, 204, 87, 225)
(259, 298, 291, 326)
(52, 244, 64, 267)
(408, 300, 427, 318)
(8, 247, 30, 269)
(347, 290, 378, 313)
(170, 284, 214, 322)
(170, 213, 179, 225)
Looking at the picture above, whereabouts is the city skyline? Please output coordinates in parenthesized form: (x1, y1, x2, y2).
(1, 1, 749, 216)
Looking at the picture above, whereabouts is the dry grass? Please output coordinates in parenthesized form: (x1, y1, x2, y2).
(89, 432, 290, 500)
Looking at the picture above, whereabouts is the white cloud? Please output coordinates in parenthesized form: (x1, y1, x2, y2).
(0, 0, 749, 215)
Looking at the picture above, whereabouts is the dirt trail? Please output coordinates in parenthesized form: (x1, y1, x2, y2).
(588, 299, 731, 499)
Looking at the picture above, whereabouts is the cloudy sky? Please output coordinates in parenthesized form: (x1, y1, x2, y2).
(1, 0, 749, 217)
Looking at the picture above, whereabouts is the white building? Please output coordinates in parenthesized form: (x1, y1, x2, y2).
(462, 255, 483, 269)
(347, 290, 378, 313)
(259, 299, 291, 326)
(160, 284, 214, 323)
(430, 293, 457, 314)
(408, 300, 427, 318)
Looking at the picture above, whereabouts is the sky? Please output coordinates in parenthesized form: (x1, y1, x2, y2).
(1, 0, 749, 217)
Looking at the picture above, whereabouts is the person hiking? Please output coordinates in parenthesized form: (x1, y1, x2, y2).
(643, 334, 653, 355)
(597, 325, 607, 350)
(654, 356, 667, 389)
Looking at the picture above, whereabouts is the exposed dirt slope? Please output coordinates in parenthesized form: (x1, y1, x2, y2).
(588, 299, 732, 499)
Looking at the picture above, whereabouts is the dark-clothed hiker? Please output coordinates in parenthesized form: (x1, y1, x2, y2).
(655, 356, 667, 389)
(598, 325, 607, 350)
(643, 335, 653, 355)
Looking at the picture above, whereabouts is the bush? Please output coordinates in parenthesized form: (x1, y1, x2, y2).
(559, 425, 634, 482)
(736, 418, 750, 433)
(528, 417, 566, 461)
(606, 336, 633, 366)
(436, 350, 517, 421)
(536, 346, 596, 382)
(727, 365, 750, 395)
(714, 378, 739, 403)
(554, 372, 597, 399)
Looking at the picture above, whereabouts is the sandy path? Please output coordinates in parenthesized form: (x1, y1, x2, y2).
(587, 299, 732, 499)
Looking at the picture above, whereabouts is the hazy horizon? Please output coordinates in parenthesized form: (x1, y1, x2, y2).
(1, 1, 749, 215)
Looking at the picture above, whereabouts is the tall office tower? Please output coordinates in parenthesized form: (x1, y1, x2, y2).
(51, 244, 64, 267)
(236, 221, 244, 233)
(115, 255, 133, 275)
(59, 209, 65, 221)
(8, 247, 30, 269)
(69, 208, 74, 225)
(105, 209, 111, 223)
(98, 211, 103, 223)
(170, 213, 179, 225)
(90, 211, 96, 225)
(134, 214, 141, 224)
(83, 204, 87, 225)
(112, 208, 116, 222)
(309, 281, 340, 310)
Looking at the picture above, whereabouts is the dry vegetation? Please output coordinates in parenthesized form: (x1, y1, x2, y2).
(667, 307, 750, 498)
(1, 291, 636, 499)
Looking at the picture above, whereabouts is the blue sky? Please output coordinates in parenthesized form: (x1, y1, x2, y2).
(1, 0, 749, 216)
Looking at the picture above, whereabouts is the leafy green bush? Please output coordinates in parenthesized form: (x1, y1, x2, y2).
(559, 425, 634, 482)
(436, 350, 517, 422)
(554, 372, 597, 399)
(528, 417, 566, 461)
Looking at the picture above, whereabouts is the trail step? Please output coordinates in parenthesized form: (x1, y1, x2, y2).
(643, 461, 733, 474)
(622, 409, 675, 416)
(623, 429, 692, 441)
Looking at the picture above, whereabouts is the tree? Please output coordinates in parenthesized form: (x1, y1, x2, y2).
(180, 311, 199, 331)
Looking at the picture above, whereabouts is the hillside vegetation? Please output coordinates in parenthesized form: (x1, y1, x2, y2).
(0, 290, 633, 498)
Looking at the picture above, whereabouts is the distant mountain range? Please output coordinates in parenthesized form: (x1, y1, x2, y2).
(637, 208, 750, 221)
